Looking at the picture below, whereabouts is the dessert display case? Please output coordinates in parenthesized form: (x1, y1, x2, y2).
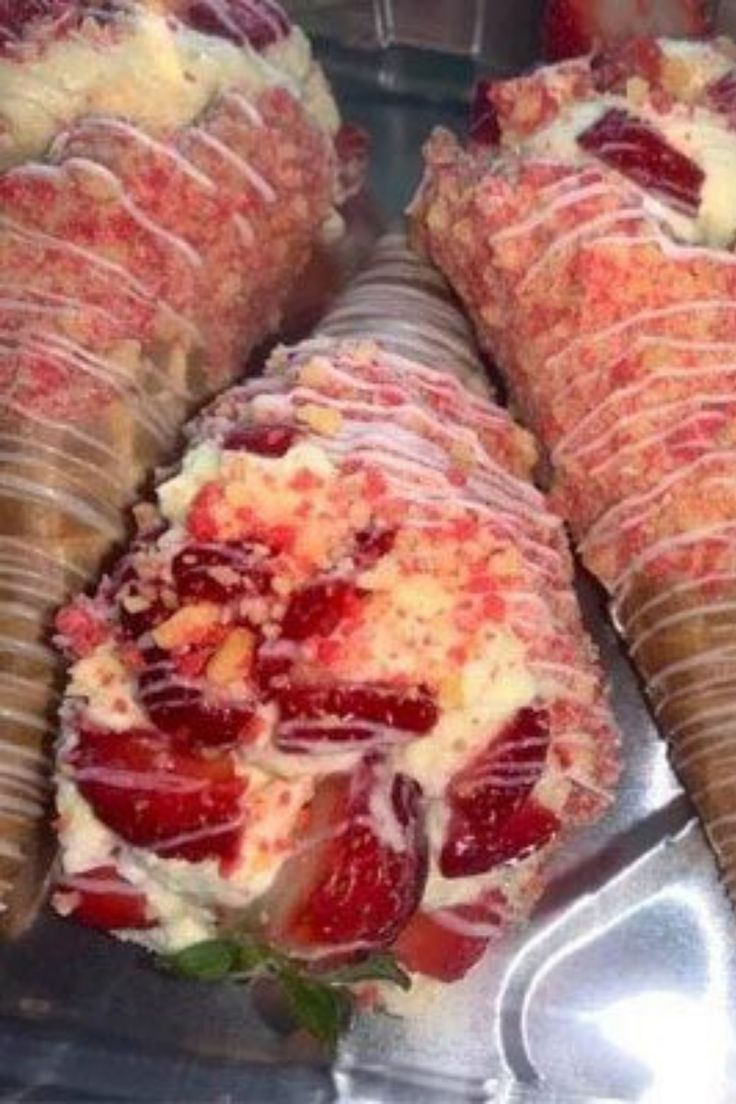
(2, 3, 736, 1102)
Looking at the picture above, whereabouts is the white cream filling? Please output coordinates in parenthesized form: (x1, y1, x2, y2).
(0, 14, 339, 170)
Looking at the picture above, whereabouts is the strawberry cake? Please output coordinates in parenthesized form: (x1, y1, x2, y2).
(412, 35, 736, 897)
(53, 242, 619, 997)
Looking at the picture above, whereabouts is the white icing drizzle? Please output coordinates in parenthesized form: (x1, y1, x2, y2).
(188, 128, 276, 202)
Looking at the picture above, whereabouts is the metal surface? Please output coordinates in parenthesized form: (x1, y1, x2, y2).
(3, 13, 736, 1103)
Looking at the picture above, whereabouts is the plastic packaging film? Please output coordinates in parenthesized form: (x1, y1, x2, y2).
(409, 33, 736, 904)
(0, 0, 354, 936)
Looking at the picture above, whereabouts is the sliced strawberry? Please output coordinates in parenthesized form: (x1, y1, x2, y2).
(352, 525, 397, 570)
(542, 0, 710, 62)
(111, 561, 167, 642)
(275, 680, 439, 734)
(171, 542, 272, 604)
(394, 891, 506, 981)
(175, 0, 290, 50)
(263, 765, 427, 958)
(138, 654, 257, 748)
(71, 727, 245, 861)
(440, 708, 558, 878)
(253, 639, 295, 694)
(222, 423, 299, 457)
(541, 0, 595, 61)
(469, 79, 501, 147)
(54, 865, 155, 931)
(276, 720, 411, 754)
(706, 70, 736, 120)
(577, 107, 704, 215)
(281, 578, 365, 641)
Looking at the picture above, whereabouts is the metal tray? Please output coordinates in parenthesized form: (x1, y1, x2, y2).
(2, 10, 736, 1102)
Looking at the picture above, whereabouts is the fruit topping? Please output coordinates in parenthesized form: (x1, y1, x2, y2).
(440, 707, 559, 878)
(138, 654, 256, 748)
(53, 866, 155, 931)
(352, 525, 397, 570)
(262, 764, 427, 957)
(542, 0, 710, 62)
(577, 107, 704, 216)
(469, 80, 502, 147)
(280, 578, 365, 641)
(590, 37, 664, 93)
(171, 542, 272, 604)
(70, 727, 245, 861)
(222, 423, 299, 457)
(394, 890, 506, 981)
(275, 680, 439, 734)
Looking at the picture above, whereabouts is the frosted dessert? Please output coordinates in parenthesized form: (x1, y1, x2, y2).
(412, 35, 736, 898)
(53, 239, 619, 1026)
(0, 0, 352, 935)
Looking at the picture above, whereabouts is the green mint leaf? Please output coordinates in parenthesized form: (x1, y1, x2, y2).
(235, 939, 272, 975)
(165, 939, 241, 981)
(320, 952, 412, 991)
(278, 970, 353, 1051)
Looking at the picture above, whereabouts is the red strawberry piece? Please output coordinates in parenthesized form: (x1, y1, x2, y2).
(394, 890, 506, 981)
(222, 423, 299, 457)
(276, 721, 412, 754)
(706, 70, 736, 120)
(577, 107, 704, 215)
(111, 561, 167, 642)
(177, 0, 290, 50)
(252, 639, 295, 694)
(469, 79, 501, 147)
(0, 0, 79, 49)
(440, 707, 559, 878)
(281, 578, 365, 641)
(542, 0, 710, 62)
(171, 542, 272, 604)
(352, 525, 397, 570)
(54, 865, 155, 931)
(275, 680, 439, 734)
(263, 765, 427, 957)
(138, 655, 257, 748)
(590, 37, 664, 93)
(71, 727, 245, 861)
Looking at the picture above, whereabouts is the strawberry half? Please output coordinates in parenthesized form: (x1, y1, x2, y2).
(542, 0, 710, 61)
(53, 865, 155, 931)
(440, 708, 558, 878)
(577, 107, 704, 216)
(280, 578, 365, 641)
(394, 890, 506, 981)
(262, 764, 428, 959)
(70, 727, 246, 862)
(222, 423, 299, 457)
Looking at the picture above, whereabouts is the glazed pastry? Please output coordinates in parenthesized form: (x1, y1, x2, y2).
(53, 237, 618, 1000)
(411, 35, 736, 897)
(0, 0, 349, 933)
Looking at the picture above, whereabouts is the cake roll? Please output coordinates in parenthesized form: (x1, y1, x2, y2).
(411, 35, 736, 897)
(52, 238, 618, 1018)
(0, 0, 348, 933)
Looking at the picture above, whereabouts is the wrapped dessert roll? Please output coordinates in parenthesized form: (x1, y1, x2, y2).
(53, 237, 618, 1034)
(411, 36, 736, 896)
(0, 0, 349, 933)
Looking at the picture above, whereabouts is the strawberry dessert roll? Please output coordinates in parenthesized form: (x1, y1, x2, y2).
(0, 0, 351, 934)
(53, 238, 618, 1016)
(412, 35, 736, 897)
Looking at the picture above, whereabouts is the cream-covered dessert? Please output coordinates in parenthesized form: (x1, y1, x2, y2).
(53, 242, 618, 995)
(412, 35, 736, 901)
(0, 0, 348, 936)
(0, 1, 340, 169)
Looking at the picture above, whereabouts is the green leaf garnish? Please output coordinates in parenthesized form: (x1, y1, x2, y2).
(166, 938, 241, 981)
(279, 969, 353, 1051)
(319, 952, 412, 991)
(161, 936, 411, 1052)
